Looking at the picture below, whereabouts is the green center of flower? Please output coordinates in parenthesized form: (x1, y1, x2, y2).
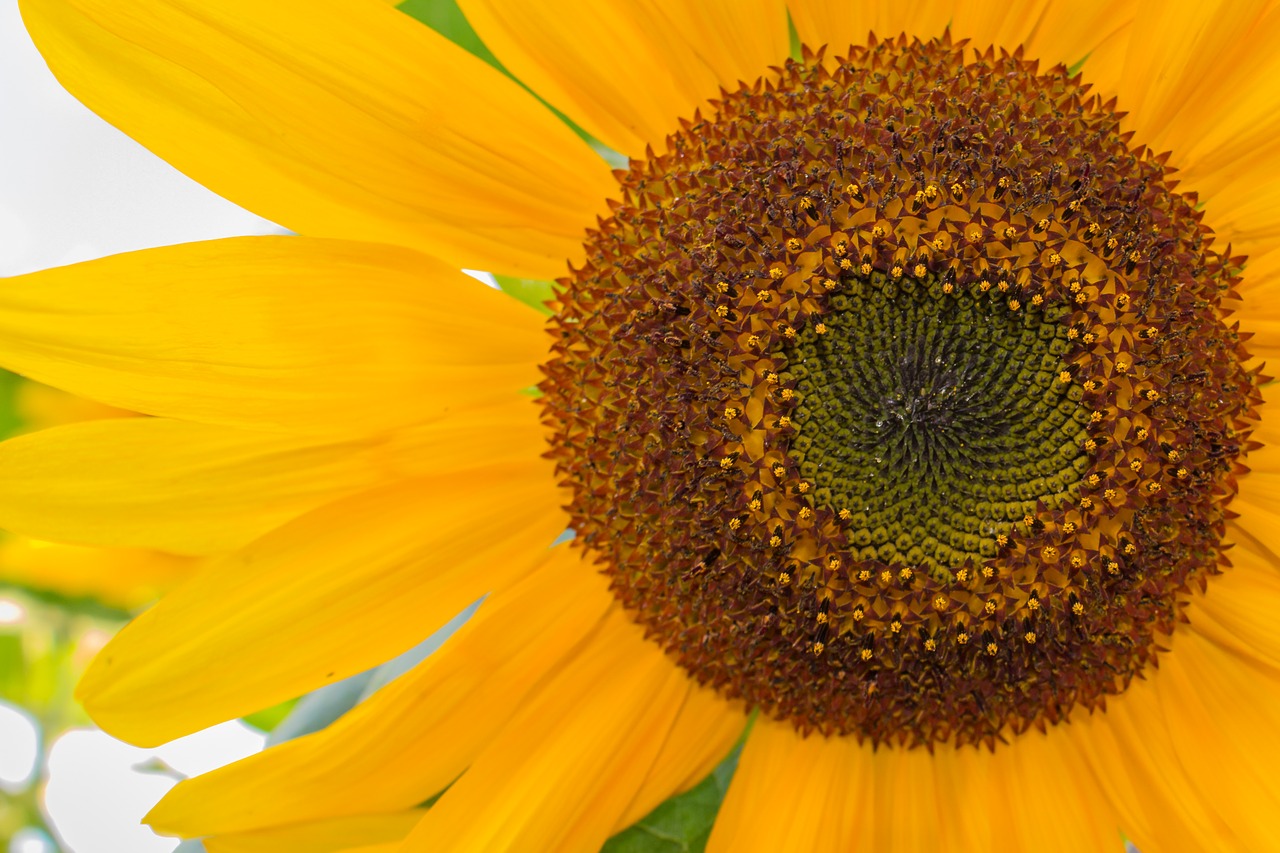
(786, 271, 1088, 575)
(540, 34, 1262, 747)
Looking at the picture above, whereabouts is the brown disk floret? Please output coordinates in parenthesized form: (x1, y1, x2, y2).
(539, 34, 1264, 748)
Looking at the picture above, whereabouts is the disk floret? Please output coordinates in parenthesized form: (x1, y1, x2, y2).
(539, 34, 1262, 747)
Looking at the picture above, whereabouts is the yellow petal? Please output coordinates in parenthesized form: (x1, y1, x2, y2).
(0, 537, 194, 610)
(787, 0, 955, 53)
(0, 237, 546, 438)
(19, 0, 613, 277)
(0, 396, 544, 556)
(400, 609, 690, 852)
(611, 681, 747, 833)
(1078, 1, 1280, 280)
(950, 0, 1137, 70)
(710, 714, 1122, 852)
(1192, 545, 1280, 671)
(79, 460, 564, 746)
(203, 811, 424, 853)
(788, 1, 1134, 75)
(460, 0, 788, 157)
(1071, 618, 1280, 851)
(1103, 2, 1280, 187)
(707, 720, 864, 853)
(147, 545, 612, 837)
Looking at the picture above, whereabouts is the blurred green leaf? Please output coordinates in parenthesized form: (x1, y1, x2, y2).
(601, 743, 742, 853)
(0, 633, 24, 699)
(0, 370, 25, 440)
(0, 581, 132, 622)
(495, 276, 556, 316)
(242, 697, 300, 734)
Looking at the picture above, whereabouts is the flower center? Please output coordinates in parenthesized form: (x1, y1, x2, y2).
(540, 34, 1262, 747)
(785, 271, 1087, 575)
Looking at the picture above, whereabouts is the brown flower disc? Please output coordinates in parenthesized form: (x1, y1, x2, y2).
(539, 34, 1263, 748)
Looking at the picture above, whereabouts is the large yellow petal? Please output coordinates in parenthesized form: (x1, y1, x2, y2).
(400, 609, 691, 852)
(0, 397, 544, 556)
(1078, 0, 1280, 271)
(710, 714, 1122, 852)
(459, 0, 788, 157)
(1069, 619, 1280, 851)
(787, 0, 954, 53)
(1191, 545, 1280, 672)
(611, 681, 747, 833)
(950, 0, 1137, 70)
(203, 811, 424, 853)
(79, 460, 565, 746)
(146, 545, 612, 837)
(19, 0, 614, 277)
(0, 237, 546, 438)
(0, 537, 194, 610)
(706, 720, 863, 853)
(789, 0, 1134, 71)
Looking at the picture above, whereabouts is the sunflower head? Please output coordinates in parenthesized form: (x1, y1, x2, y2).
(541, 34, 1263, 747)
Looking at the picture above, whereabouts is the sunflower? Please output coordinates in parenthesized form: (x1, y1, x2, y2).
(7, 0, 1280, 849)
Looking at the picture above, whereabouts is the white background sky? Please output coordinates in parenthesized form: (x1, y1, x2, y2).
(1, 0, 280, 849)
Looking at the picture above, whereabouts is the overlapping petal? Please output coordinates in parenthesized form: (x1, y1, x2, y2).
(0, 237, 546, 438)
(19, 0, 616, 276)
(459, 0, 788, 156)
(79, 460, 565, 746)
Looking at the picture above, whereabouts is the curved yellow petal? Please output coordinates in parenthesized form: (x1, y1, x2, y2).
(0, 537, 195, 610)
(146, 545, 611, 837)
(788, 1, 1135, 84)
(610, 681, 747, 833)
(400, 608, 691, 853)
(706, 720, 864, 853)
(203, 811, 424, 853)
(0, 397, 545, 556)
(0, 237, 546, 438)
(950, 0, 1137, 70)
(1192, 546, 1280, 672)
(458, 0, 788, 156)
(1068, 2, 1280, 274)
(19, 0, 613, 277)
(79, 460, 565, 746)
(1070, 620, 1280, 851)
(710, 714, 1122, 852)
(787, 0, 955, 53)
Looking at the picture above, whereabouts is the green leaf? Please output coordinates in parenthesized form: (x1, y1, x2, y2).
(0, 370, 26, 440)
(600, 743, 743, 853)
(495, 275, 557, 316)
(241, 697, 299, 734)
